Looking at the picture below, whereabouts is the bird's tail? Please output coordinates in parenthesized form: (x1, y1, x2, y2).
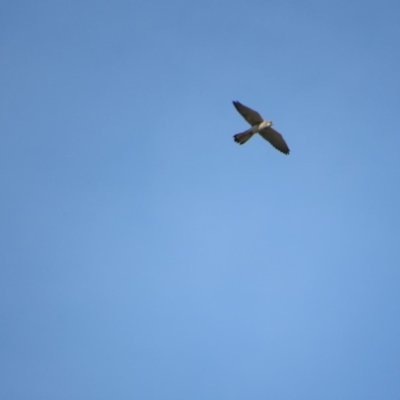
(233, 130, 254, 145)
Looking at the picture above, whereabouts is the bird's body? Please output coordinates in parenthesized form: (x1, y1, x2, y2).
(232, 101, 290, 155)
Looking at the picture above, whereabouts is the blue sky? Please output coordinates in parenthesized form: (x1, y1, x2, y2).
(1, 1, 400, 399)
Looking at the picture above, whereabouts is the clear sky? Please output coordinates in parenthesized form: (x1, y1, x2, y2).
(1, 1, 400, 399)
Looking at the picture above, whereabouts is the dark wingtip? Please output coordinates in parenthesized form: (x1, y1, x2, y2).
(232, 101, 242, 113)
(233, 135, 244, 145)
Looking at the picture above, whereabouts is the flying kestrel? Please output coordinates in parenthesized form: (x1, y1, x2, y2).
(232, 101, 290, 155)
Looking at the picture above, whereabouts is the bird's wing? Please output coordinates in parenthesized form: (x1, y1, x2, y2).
(233, 101, 264, 125)
(258, 127, 290, 154)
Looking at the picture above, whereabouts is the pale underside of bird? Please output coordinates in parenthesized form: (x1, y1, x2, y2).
(232, 101, 290, 155)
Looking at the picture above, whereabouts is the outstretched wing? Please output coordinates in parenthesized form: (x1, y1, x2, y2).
(233, 101, 263, 126)
(259, 127, 290, 155)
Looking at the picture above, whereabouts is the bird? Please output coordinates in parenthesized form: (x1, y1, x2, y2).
(232, 101, 290, 155)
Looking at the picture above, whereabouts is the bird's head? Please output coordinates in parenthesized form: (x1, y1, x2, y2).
(262, 120, 273, 128)
(258, 120, 274, 130)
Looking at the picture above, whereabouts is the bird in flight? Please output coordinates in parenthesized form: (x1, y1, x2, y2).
(232, 101, 290, 155)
